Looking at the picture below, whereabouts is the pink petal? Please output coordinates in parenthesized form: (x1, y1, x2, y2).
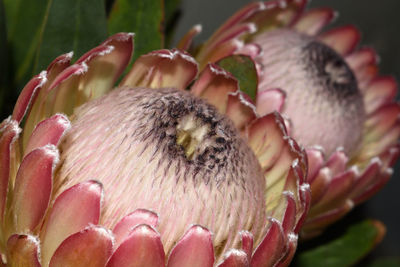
(210, 2, 264, 38)
(287, 143, 307, 187)
(305, 147, 325, 183)
(45, 34, 133, 116)
(7, 234, 41, 267)
(113, 208, 159, 248)
(275, 234, 297, 267)
(93, 32, 133, 76)
(318, 25, 361, 55)
(366, 103, 400, 140)
(247, 112, 307, 218)
(198, 39, 246, 68)
(250, 0, 307, 31)
(75, 46, 113, 64)
(325, 150, 348, 176)
(106, 224, 165, 267)
(177, 25, 202, 50)
(203, 22, 257, 59)
(364, 76, 397, 114)
(240, 231, 253, 263)
(345, 47, 378, 71)
(23, 52, 73, 144)
(293, 7, 336, 35)
(12, 71, 47, 123)
(40, 52, 74, 97)
(350, 158, 381, 200)
(121, 49, 198, 90)
(360, 123, 400, 160)
(12, 146, 58, 232)
(191, 63, 239, 113)
(46, 63, 88, 116)
(0, 119, 20, 221)
(226, 91, 257, 131)
(47, 63, 87, 93)
(256, 88, 286, 116)
(258, 124, 306, 201)
(24, 114, 71, 156)
(217, 249, 249, 267)
(34, 52, 73, 105)
(268, 188, 298, 234)
(309, 167, 331, 205)
(309, 169, 356, 216)
(46, 52, 73, 74)
(236, 43, 262, 58)
(380, 144, 400, 168)
(295, 182, 311, 233)
(41, 180, 103, 266)
(280, 192, 297, 234)
(352, 168, 391, 205)
(196, 0, 306, 66)
(356, 63, 379, 90)
(246, 112, 287, 170)
(197, 1, 266, 63)
(273, 162, 309, 234)
(77, 33, 134, 101)
(375, 123, 400, 156)
(251, 219, 285, 267)
(49, 225, 114, 267)
(303, 201, 354, 236)
(167, 225, 214, 267)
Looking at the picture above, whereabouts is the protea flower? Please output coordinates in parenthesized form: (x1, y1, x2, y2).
(179, 0, 400, 237)
(0, 32, 310, 266)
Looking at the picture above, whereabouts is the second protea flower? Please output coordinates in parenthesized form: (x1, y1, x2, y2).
(180, 0, 400, 237)
(0, 33, 309, 266)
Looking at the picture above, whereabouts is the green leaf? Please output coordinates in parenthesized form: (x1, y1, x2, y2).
(3, 0, 48, 87)
(3, 0, 108, 88)
(217, 55, 258, 102)
(0, 0, 7, 117)
(108, 0, 164, 62)
(368, 258, 400, 267)
(164, 0, 181, 47)
(0, 0, 14, 118)
(295, 220, 386, 267)
(165, 0, 181, 24)
(0, 0, 8, 88)
(34, 0, 108, 73)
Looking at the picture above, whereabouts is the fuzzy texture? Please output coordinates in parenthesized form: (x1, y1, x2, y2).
(55, 87, 267, 256)
(254, 29, 365, 156)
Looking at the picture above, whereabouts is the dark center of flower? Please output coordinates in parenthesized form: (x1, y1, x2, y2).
(302, 41, 359, 99)
(254, 29, 365, 156)
(56, 87, 266, 257)
(145, 93, 233, 176)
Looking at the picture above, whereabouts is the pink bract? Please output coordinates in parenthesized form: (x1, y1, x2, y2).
(0, 32, 309, 266)
(182, 0, 400, 237)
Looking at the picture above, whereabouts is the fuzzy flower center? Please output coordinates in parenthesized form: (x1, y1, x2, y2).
(176, 114, 209, 160)
(55, 87, 266, 256)
(254, 29, 365, 156)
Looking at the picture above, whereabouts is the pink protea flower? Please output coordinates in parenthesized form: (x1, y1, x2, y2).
(180, 0, 400, 237)
(0, 33, 309, 266)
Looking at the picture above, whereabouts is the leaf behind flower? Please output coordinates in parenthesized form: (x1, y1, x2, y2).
(217, 55, 258, 102)
(108, 0, 164, 62)
(295, 220, 386, 267)
(4, 0, 108, 88)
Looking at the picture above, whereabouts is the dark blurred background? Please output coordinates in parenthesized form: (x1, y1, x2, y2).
(173, 0, 400, 264)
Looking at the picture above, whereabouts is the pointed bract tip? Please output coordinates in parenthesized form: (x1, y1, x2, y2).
(194, 24, 203, 32)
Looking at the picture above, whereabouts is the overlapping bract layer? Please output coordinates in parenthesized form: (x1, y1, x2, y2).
(183, 0, 400, 237)
(0, 32, 309, 266)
